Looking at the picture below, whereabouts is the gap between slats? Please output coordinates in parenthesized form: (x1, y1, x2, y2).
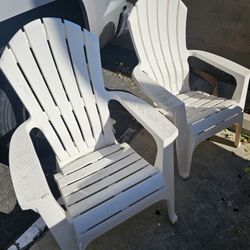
(60, 144, 122, 175)
(136, 4, 157, 82)
(73, 174, 165, 234)
(61, 153, 143, 197)
(83, 188, 163, 233)
(56, 147, 135, 187)
(188, 100, 236, 125)
(64, 160, 150, 206)
(68, 169, 160, 218)
(23, 20, 85, 154)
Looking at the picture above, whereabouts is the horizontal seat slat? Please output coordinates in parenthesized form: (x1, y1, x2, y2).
(56, 147, 134, 188)
(186, 96, 225, 119)
(188, 99, 236, 125)
(68, 165, 158, 217)
(64, 159, 149, 206)
(186, 95, 218, 114)
(183, 92, 209, 106)
(191, 105, 242, 135)
(61, 153, 142, 197)
(73, 173, 165, 235)
(177, 91, 198, 101)
(61, 144, 121, 175)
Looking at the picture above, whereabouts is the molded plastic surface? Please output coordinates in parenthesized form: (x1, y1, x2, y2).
(0, 18, 178, 249)
(128, 0, 250, 178)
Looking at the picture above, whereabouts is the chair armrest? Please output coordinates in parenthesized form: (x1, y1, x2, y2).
(107, 90, 178, 185)
(9, 120, 66, 225)
(132, 65, 185, 112)
(107, 90, 178, 147)
(190, 50, 250, 108)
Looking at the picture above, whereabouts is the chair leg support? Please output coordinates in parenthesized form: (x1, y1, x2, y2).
(173, 109, 194, 179)
(49, 219, 79, 250)
(37, 197, 79, 250)
(234, 122, 242, 148)
(155, 143, 178, 224)
(166, 199, 178, 224)
(163, 145, 178, 224)
(176, 137, 194, 179)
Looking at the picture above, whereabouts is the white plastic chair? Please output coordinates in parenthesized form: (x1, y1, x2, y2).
(128, 0, 250, 179)
(0, 18, 178, 249)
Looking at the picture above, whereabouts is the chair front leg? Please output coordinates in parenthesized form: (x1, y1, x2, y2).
(175, 135, 195, 179)
(155, 142, 177, 224)
(172, 106, 194, 179)
(37, 196, 79, 250)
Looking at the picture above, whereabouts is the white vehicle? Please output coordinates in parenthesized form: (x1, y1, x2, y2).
(0, 0, 132, 153)
(81, 0, 132, 45)
(0, 0, 131, 47)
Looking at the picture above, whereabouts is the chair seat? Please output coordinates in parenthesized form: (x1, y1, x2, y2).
(177, 91, 242, 135)
(158, 91, 242, 136)
(54, 143, 166, 236)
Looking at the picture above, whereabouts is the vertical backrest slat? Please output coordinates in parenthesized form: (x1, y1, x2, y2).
(0, 49, 70, 162)
(63, 20, 105, 148)
(177, 1, 190, 92)
(0, 18, 116, 164)
(136, 0, 164, 85)
(127, 4, 156, 82)
(129, 0, 190, 94)
(8, 29, 79, 157)
(40, 19, 88, 152)
(167, 0, 184, 93)
(147, 0, 171, 90)
(157, 0, 177, 93)
(83, 30, 116, 147)
(44, 18, 105, 148)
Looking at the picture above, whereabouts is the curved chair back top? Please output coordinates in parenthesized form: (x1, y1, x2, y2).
(0, 18, 115, 163)
(128, 0, 190, 94)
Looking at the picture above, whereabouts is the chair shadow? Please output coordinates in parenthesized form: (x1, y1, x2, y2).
(86, 128, 250, 250)
(0, 134, 59, 250)
(0, 204, 39, 249)
(209, 134, 236, 147)
(101, 42, 138, 78)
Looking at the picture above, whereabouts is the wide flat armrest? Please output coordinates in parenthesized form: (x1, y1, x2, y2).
(190, 50, 250, 108)
(190, 50, 250, 78)
(9, 120, 78, 248)
(9, 121, 65, 216)
(107, 90, 178, 147)
(132, 65, 184, 112)
(9, 121, 51, 210)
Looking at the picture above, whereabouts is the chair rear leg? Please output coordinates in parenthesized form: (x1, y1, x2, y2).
(234, 122, 242, 148)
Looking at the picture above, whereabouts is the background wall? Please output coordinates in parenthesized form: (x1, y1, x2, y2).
(116, 0, 250, 108)
(126, 0, 250, 69)
(182, 0, 250, 68)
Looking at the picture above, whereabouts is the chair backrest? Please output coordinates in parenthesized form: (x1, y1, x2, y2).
(128, 0, 190, 94)
(0, 18, 115, 163)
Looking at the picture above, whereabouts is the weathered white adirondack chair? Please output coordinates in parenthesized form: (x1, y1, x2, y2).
(128, 0, 250, 179)
(0, 18, 179, 249)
